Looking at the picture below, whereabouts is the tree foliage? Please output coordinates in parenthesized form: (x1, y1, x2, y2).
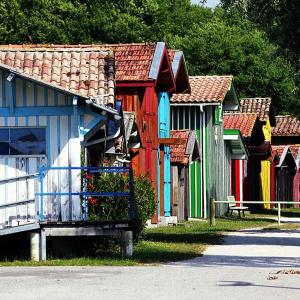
(0, 0, 298, 115)
(221, 0, 300, 67)
(168, 16, 298, 115)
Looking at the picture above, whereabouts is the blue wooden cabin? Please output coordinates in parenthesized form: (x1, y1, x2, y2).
(0, 47, 136, 260)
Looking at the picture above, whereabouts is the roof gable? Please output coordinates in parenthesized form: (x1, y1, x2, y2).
(168, 50, 190, 93)
(272, 145, 296, 169)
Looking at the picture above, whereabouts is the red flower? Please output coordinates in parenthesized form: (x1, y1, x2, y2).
(85, 172, 93, 180)
(88, 197, 97, 205)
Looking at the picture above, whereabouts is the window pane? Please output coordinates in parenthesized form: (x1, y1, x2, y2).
(0, 129, 9, 142)
(10, 128, 45, 142)
(0, 142, 9, 155)
(10, 128, 46, 155)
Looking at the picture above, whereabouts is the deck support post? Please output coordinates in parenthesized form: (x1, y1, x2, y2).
(30, 229, 47, 261)
(120, 230, 133, 258)
(40, 228, 47, 261)
(30, 232, 40, 261)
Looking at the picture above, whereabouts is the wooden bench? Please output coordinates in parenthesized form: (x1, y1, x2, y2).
(226, 196, 249, 218)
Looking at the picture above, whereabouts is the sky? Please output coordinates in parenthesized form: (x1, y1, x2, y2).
(191, 0, 220, 8)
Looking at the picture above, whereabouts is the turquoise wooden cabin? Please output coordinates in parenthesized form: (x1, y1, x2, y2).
(158, 50, 190, 220)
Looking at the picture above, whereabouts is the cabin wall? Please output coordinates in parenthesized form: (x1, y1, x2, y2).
(0, 72, 104, 224)
(260, 119, 272, 209)
(205, 106, 227, 216)
(116, 87, 159, 219)
(158, 92, 171, 216)
(171, 105, 227, 218)
(231, 160, 245, 207)
(224, 142, 232, 199)
(171, 165, 188, 221)
(276, 167, 294, 203)
(293, 169, 300, 206)
(171, 105, 204, 218)
(260, 160, 271, 209)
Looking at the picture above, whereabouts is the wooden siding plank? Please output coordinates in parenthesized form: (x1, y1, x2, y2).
(70, 115, 82, 221)
(59, 116, 70, 221)
(48, 116, 59, 221)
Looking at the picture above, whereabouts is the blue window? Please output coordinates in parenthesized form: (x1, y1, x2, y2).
(0, 128, 46, 155)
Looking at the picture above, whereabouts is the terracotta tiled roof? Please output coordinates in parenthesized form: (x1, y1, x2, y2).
(171, 75, 233, 103)
(240, 98, 275, 124)
(223, 113, 258, 138)
(168, 50, 176, 63)
(105, 43, 156, 81)
(170, 130, 190, 165)
(272, 145, 285, 157)
(272, 115, 300, 136)
(0, 43, 160, 83)
(0, 47, 114, 103)
(170, 130, 200, 165)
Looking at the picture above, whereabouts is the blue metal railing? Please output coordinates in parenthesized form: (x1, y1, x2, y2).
(36, 166, 136, 223)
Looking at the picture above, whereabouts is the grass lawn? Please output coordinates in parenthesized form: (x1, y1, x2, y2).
(0, 215, 284, 267)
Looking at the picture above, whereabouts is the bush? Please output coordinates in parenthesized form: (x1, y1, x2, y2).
(84, 172, 156, 241)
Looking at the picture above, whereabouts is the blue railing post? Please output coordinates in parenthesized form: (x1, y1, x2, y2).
(83, 170, 88, 221)
(39, 166, 46, 222)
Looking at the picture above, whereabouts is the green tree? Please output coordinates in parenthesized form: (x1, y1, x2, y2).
(168, 16, 299, 115)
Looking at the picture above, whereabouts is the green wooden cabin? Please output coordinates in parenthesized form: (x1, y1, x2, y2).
(170, 76, 239, 218)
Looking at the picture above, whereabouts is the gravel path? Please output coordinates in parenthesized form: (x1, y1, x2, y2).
(0, 228, 300, 300)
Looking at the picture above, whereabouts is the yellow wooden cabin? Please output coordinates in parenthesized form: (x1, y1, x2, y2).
(240, 98, 276, 208)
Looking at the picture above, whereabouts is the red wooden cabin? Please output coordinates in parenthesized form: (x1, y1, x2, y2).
(109, 43, 189, 221)
(223, 113, 266, 205)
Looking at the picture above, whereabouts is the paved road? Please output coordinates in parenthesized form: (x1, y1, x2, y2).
(0, 228, 300, 300)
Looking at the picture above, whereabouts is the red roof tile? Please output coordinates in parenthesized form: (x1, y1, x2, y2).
(170, 130, 190, 165)
(272, 115, 300, 136)
(105, 44, 156, 81)
(223, 113, 258, 138)
(272, 145, 289, 159)
(0, 43, 173, 88)
(289, 144, 300, 160)
(171, 75, 233, 103)
(0, 43, 160, 83)
(170, 130, 200, 165)
(240, 98, 275, 125)
(168, 50, 176, 63)
(0, 47, 114, 103)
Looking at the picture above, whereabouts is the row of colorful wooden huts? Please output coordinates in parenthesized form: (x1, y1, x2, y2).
(0, 42, 299, 228)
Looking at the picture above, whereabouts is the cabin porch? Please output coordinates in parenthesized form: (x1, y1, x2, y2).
(0, 166, 136, 261)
